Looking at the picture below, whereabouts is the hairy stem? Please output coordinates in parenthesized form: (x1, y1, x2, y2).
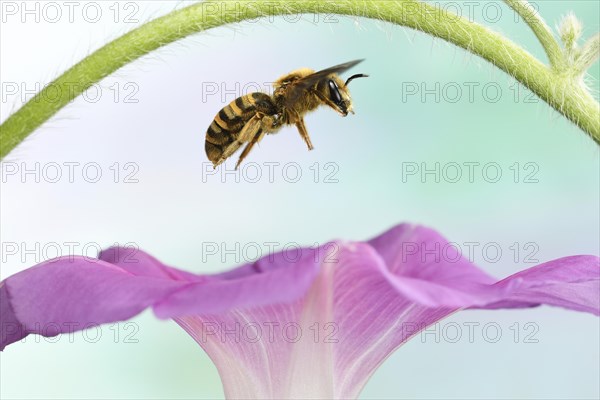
(1, 0, 599, 158)
(574, 33, 600, 76)
(503, 0, 565, 69)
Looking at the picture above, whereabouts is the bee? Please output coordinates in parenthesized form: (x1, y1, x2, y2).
(205, 59, 368, 169)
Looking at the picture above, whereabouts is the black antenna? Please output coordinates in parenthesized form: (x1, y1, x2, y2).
(345, 74, 369, 86)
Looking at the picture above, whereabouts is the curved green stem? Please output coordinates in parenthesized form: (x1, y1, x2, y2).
(1, 0, 599, 158)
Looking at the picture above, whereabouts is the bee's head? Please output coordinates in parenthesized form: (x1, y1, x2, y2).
(322, 73, 368, 117)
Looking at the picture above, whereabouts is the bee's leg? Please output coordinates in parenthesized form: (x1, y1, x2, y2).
(237, 114, 262, 143)
(312, 90, 335, 109)
(236, 129, 265, 170)
(214, 116, 260, 168)
(312, 90, 351, 116)
(215, 141, 242, 167)
(295, 118, 314, 151)
(234, 113, 274, 170)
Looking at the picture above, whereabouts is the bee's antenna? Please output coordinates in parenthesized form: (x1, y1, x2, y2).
(345, 74, 369, 86)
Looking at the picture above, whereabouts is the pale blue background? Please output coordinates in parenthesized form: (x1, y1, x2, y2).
(1, 1, 599, 399)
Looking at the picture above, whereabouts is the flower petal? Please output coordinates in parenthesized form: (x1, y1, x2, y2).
(1, 223, 597, 400)
(366, 225, 506, 308)
(0, 256, 187, 350)
(173, 227, 599, 398)
(98, 247, 205, 281)
(474, 255, 600, 315)
(368, 223, 496, 284)
(367, 225, 599, 311)
(174, 242, 367, 399)
(0, 282, 26, 347)
(153, 246, 323, 317)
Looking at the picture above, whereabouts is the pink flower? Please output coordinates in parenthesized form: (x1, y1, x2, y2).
(1, 224, 598, 398)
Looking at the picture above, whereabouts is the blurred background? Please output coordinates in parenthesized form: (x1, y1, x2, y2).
(1, 1, 598, 398)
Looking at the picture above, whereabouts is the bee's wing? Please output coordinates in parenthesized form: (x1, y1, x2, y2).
(284, 59, 364, 108)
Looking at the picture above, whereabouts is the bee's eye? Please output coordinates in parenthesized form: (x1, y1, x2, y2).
(328, 80, 342, 105)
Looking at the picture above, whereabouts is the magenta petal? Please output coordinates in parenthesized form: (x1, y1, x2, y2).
(174, 236, 598, 398)
(0, 256, 188, 350)
(475, 255, 600, 314)
(99, 245, 323, 317)
(0, 282, 26, 347)
(1, 223, 598, 399)
(173, 227, 599, 397)
(98, 247, 205, 282)
(175, 243, 379, 398)
(368, 224, 600, 312)
(153, 246, 323, 317)
(368, 224, 496, 285)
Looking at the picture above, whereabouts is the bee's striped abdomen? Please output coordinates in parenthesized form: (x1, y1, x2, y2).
(205, 93, 277, 165)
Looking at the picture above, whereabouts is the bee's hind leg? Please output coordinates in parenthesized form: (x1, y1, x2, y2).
(235, 113, 275, 170)
(236, 129, 265, 170)
(295, 118, 314, 151)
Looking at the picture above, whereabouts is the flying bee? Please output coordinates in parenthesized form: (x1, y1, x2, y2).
(205, 59, 368, 169)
